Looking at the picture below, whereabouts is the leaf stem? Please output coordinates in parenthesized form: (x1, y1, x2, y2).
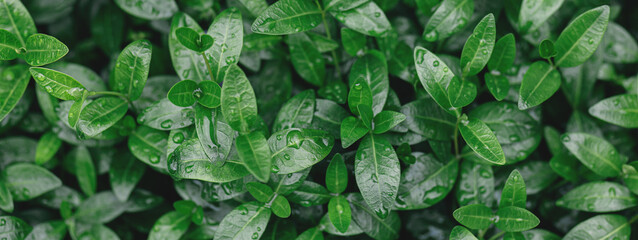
(487, 231, 505, 240)
(316, 0, 341, 80)
(201, 52, 215, 82)
(453, 116, 461, 157)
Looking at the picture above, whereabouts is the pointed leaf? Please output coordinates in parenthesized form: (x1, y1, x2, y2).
(487, 33, 516, 72)
(499, 170, 526, 208)
(77, 97, 128, 137)
(269, 128, 334, 174)
(3, 163, 61, 201)
(561, 132, 625, 177)
(563, 214, 630, 240)
(340, 116, 368, 148)
(414, 46, 459, 116)
(517, 61, 561, 110)
(221, 65, 259, 133)
(459, 115, 506, 165)
(554, 5, 610, 67)
(207, 7, 243, 82)
(214, 202, 271, 240)
(251, 0, 322, 35)
(557, 181, 637, 212)
(588, 94, 638, 128)
(460, 14, 495, 77)
(111, 39, 152, 101)
(236, 131, 272, 182)
(30, 67, 86, 101)
(452, 204, 494, 230)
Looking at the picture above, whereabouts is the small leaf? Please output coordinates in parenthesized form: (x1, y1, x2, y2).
(35, 131, 62, 165)
(499, 170, 526, 208)
(109, 153, 145, 201)
(414, 46, 459, 116)
(423, 0, 474, 42)
(221, 65, 259, 133)
(30, 67, 86, 101)
(358, 104, 373, 129)
(485, 73, 509, 101)
(459, 115, 506, 165)
(588, 94, 638, 128)
(168, 80, 198, 107)
(561, 132, 625, 177)
(557, 181, 637, 212)
(236, 131, 272, 182)
(70, 146, 97, 196)
(449, 226, 478, 240)
(348, 51, 389, 115)
(447, 77, 477, 108)
(460, 14, 496, 77)
(24, 34, 68, 66)
(494, 206, 540, 232)
(340, 116, 368, 148)
(287, 181, 331, 206)
(114, 0, 178, 20)
(169, 13, 210, 82)
(196, 81, 221, 108)
(214, 202, 270, 240)
(328, 196, 351, 233)
(0, 65, 30, 121)
(554, 5, 610, 67)
(341, 28, 366, 56)
(2, 163, 61, 201)
(77, 97, 129, 137)
(0, 29, 21, 60)
(148, 211, 191, 240)
(326, 154, 348, 194)
(246, 182, 274, 203)
(563, 214, 630, 240)
(487, 33, 516, 72)
(175, 27, 214, 53)
(168, 139, 249, 183)
(251, 0, 322, 35)
(372, 111, 406, 134)
(269, 128, 334, 174)
(517, 61, 561, 110)
(271, 195, 291, 218)
(348, 77, 373, 116)
(452, 204, 494, 230)
(328, 1, 391, 37)
(68, 90, 88, 128)
(539, 39, 557, 59)
(273, 89, 315, 132)
(518, 0, 565, 33)
(207, 7, 243, 82)
(111, 39, 152, 101)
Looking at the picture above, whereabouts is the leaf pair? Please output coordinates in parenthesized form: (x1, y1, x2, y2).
(167, 80, 221, 108)
(0, 30, 68, 66)
(246, 182, 291, 218)
(325, 154, 351, 233)
(175, 27, 214, 53)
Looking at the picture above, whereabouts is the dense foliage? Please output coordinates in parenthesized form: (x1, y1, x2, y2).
(1, 0, 637, 239)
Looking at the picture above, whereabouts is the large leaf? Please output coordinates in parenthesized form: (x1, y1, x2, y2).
(194, 106, 235, 164)
(207, 7, 243, 82)
(588, 94, 638, 128)
(269, 128, 333, 174)
(0, 0, 37, 48)
(328, 1, 391, 37)
(273, 89, 315, 132)
(111, 40, 152, 101)
(414, 46, 459, 116)
(396, 154, 458, 210)
(137, 98, 195, 130)
(422, 0, 473, 42)
(214, 202, 271, 240)
(460, 14, 495, 77)
(114, 0, 177, 20)
(561, 133, 625, 177)
(0, 65, 30, 121)
(76, 97, 128, 137)
(499, 170, 526, 208)
(347, 193, 400, 240)
(251, 0, 322, 35)
(221, 65, 259, 133)
(452, 204, 494, 230)
(168, 139, 249, 183)
(563, 214, 630, 240)
(288, 33, 325, 86)
(600, 22, 638, 63)
(128, 125, 168, 171)
(30, 67, 86, 101)
(456, 161, 495, 207)
(2, 163, 61, 201)
(517, 0, 564, 33)
(354, 134, 400, 218)
(148, 211, 191, 240)
(74, 191, 126, 223)
(494, 206, 539, 232)
(557, 181, 637, 212)
(517, 61, 561, 110)
(24, 34, 69, 66)
(459, 115, 506, 165)
(554, 5, 610, 67)
(236, 131, 272, 182)
(109, 153, 145, 201)
(348, 51, 389, 115)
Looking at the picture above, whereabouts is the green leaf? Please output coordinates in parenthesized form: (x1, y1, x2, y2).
(175, 27, 214, 53)
(246, 182, 274, 203)
(414, 46, 459, 116)
(109, 153, 145, 201)
(600, 22, 638, 63)
(221, 65, 259, 133)
(77, 97, 128, 137)
(251, 0, 322, 35)
(268, 168, 310, 195)
(561, 132, 625, 177)
(494, 206, 540, 232)
(30, 67, 86, 101)
(522, 229, 561, 240)
(111, 39, 152, 101)
(340, 116, 368, 148)
(168, 80, 198, 107)
(326, 154, 348, 194)
(287, 181, 331, 206)
(0, 180, 12, 213)
(449, 226, 478, 240)
(0, 216, 32, 240)
(517, 61, 561, 110)
(588, 94, 638, 128)
(24, 34, 68, 66)
(35, 131, 62, 165)
(70, 146, 97, 196)
(372, 111, 406, 134)
(0, 29, 20, 60)
(138, 98, 195, 130)
(348, 51, 389, 115)
(236, 131, 272, 182)
(557, 181, 637, 212)
(3, 163, 61, 201)
(554, 5, 610, 67)
(214, 202, 271, 240)
(311, 99, 350, 140)
(354, 134, 400, 218)
(269, 128, 334, 174)
(196, 81, 222, 108)
(74, 191, 127, 223)
(423, 0, 474, 42)
(114, 0, 177, 20)
(288, 33, 325, 86)
(207, 7, 243, 82)
(169, 13, 210, 82)
(341, 28, 366, 56)
(452, 204, 494, 230)
(194, 106, 234, 164)
(328, 1, 391, 37)
(48, 62, 108, 92)
(271, 195, 291, 218)
(459, 115, 506, 165)
(128, 125, 168, 171)
(295, 227, 323, 240)
(358, 104, 373, 129)
(273, 89, 315, 132)
(487, 33, 516, 72)
(396, 154, 458, 210)
(320, 213, 364, 236)
(518, 0, 564, 33)
(348, 77, 373, 116)
(401, 98, 456, 140)
(447, 77, 477, 108)
(539, 39, 557, 59)
(329, 196, 352, 233)
(168, 139, 249, 183)
(148, 211, 191, 240)
(0, 0, 37, 49)
(563, 214, 630, 240)
(0, 65, 30, 121)
(24, 221, 67, 240)
(460, 14, 495, 77)
(68, 90, 88, 128)
(500, 170, 526, 208)
(485, 73, 510, 101)
(347, 193, 400, 240)
(456, 161, 495, 206)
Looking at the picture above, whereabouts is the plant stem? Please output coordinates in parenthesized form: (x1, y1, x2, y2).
(315, 0, 341, 80)
(487, 231, 505, 240)
(201, 52, 215, 82)
(453, 116, 461, 157)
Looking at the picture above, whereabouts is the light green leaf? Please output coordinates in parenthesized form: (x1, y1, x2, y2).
(128, 125, 168, 171)
(358, 104, 373, 130)
(194, 106, 234, 164)
(326, 154, 348, 194)
(169, 12, 210, 82)
(24, 34, 68, 66)
(487, 33, 516, 72)
(214, 202, 271, 240)
(354, 134, 400, 218)
(517, 61, 561, 110)
(3, 163, 61, 201)
(414, 46, 459, 116)
(328, 1, 391, 37)
(320, 213, 364, 236)
(449, 226, 478, 240)
(196, 81, 221, 108)
(329, 196, 352, 233)
(554, 5, 610, 67)
(74, 191, 126, 223)
(561, 132, 625, 177)
(499, 170, 526, 208)
(109, 153, 145, 201)
(588, 94, 638, 128)
(287, 181, 331, 207)
(396, 154, 458, 210)
(167, 80, 197, 107)
(401, 98, 456, 140)
(47, 62, 108, 92)
(271, 195, 291, 218)
(138, 98, 195, 130)
(485, 73, 509, 101)
(600, 22, 638, 63)
(518, 0, 564, 33)
(0, 65, 30, 121)
(447, 77, 477, 108)
(459, 115, 506, 165)
(348, 51, 389, 114)
(114, 0, 177, 20)
(77, 97, 128, 137)
(539, 39, 557, 59)
(175, 27, 214, 53)
(372, 111, 405, 134)
(423, 0, 473, 42)
(221, 65, 259, 133)
(456, 160, 495, 206)
(35, 131, 62, 165)
(273, 89, 315, 132)
(148, 211, 191, 240)
(251, 0, 322, 35)
(111, 40, 152, 101)
(460, 14, 495, 77)
(452, 204, 494, 230)
(168, 139, 249, 183)
(494, 206, 540, 232)
(0, 29, 20, 60)
(340, 116, 368, 148)
(246, 182, 274, 203)
(70, 146, 97, 196)
(0, 216, 32, 240)
(0, 0, 37, 48)
(557, 181, 637, 212)
(30, 67, 86, 101)
(207, 7, 243, 82)
(563, 214, 630, 240)
(269, 128, 334, 174)
(288, 33, 325, 86)
(236, 131, 272, 182)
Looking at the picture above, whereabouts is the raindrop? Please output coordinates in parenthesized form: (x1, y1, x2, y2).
(588, 38, 595, 44)
(160, 119, 173, 129)
(185, 164, 194, 173)
(238, 206, 248, 215)
(424, 30, 438, 42)
(44, 86, 53, 93)
(221, 183, 233, 195)
(374, 12, 381, 17)
(172, 132, 185, 143)
(432, 60, 440, 67)
(283, 154, 290, 160)
(353, 83, 362, 90)
(609, 187, 616, 196)
(0, 219, 5, 226)
(460, 119, 470, 126)
(443, 67, 449, 72)
(286, 130, 303, 149)
(271, 165, 280, 173)
(509, 135, 520, 142)
(479, 169, 492, 178)
(287, 173, 293, 178)
(169, 160, 178, 171)
(225, 56, 236, 65)
(562, 135, 570, 142)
